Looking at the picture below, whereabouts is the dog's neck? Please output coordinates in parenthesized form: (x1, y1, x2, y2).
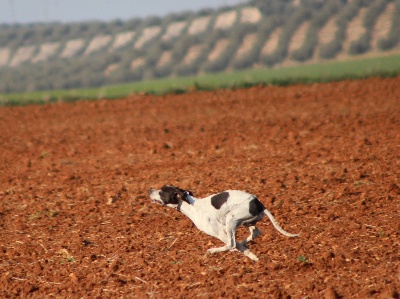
(177, 199, 202, 226)
(185, 194, 196, 205)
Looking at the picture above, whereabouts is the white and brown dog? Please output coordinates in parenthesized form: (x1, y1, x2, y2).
(148, 185, 299, 261)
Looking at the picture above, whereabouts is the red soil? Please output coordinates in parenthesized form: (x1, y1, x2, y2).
(0, 77, 399, 298)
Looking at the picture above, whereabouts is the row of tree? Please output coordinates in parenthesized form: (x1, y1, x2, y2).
(0, 0, 399, 93)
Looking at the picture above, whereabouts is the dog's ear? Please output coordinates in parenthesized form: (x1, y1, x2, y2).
(173, 191, 182, 201)
(177, 188, 193, 203)
(178, 188, 193, 196)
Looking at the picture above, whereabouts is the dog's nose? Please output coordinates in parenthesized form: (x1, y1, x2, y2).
(148, 188, 154, 195)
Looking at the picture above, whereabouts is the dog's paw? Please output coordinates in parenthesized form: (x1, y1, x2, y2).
(250, 255, 259, 262)
(244, 249, 259, 262)
(207, 248, 218, 254)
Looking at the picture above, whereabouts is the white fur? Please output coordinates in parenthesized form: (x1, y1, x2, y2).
(149, 187, 299, 261)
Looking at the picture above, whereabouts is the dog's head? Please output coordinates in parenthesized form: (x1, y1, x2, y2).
(148, 185, 193, 208)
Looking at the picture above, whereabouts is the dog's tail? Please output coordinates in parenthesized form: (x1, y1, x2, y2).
(264, 209, 300, 237)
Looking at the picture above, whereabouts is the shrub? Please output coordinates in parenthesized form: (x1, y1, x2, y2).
(292, 0, 340, 62)
(319, 0, 365, 59)
(251, 0, 294, 17)
(349, 0, 389, 55)
(175, 42, 208, 76)
(51, 24, 71, 40)
(349, 34, 371, 54)
(261, 6, 311, 66)
(143, 16, 163, 27)
(377, 0, 400, 51)
(231, 20, 272, 70)
(201, 27, 242, 73)
(153, 62, 173, 78)
(122, 18, 142, 31)
(145, 45, 163, 68)
(363, 0, 389, 29)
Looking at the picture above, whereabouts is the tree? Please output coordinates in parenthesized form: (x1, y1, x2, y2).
(292, 0, 339, 62)
(377, 0, 400, 51)
(349, 0, 389, 55)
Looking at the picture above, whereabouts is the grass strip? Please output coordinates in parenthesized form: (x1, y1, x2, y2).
(1, 53, 399, 106)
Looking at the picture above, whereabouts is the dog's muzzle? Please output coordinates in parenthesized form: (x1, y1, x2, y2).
(148, 188, 163, 205)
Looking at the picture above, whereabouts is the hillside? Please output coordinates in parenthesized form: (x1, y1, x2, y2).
(0, 0, 399, 93)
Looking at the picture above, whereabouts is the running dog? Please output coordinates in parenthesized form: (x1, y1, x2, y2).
(148, 185, 299, 261)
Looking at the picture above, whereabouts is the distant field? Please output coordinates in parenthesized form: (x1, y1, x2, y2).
(1, 53, 400, 106)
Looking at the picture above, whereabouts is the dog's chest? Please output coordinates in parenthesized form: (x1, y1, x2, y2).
(188, 201, 228, 239)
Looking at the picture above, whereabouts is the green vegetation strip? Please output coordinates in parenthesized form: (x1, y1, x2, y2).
(1, 54, 400, 106)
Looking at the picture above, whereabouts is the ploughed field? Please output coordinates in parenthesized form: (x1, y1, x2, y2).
(0, 77, 399, 298)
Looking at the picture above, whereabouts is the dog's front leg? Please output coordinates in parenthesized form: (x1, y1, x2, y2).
(207, 213, 240, 254)
(207, 245, 230, 254)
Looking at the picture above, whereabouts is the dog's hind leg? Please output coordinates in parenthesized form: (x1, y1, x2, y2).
(206, 241, 259, 261)
(207, 243, 258, 262)
(236, 242, 259, 261)
(240, 226, 261, 248)
(207, 213, 259, 261)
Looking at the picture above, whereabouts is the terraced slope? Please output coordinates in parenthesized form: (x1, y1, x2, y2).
(0, 0, 399, 93)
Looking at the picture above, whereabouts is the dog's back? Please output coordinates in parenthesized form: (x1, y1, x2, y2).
(195, 190, 263, 213)
(193, 190, 265, 226)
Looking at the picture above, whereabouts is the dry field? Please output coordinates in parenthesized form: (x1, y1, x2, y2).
(0, 77, 399, 298)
